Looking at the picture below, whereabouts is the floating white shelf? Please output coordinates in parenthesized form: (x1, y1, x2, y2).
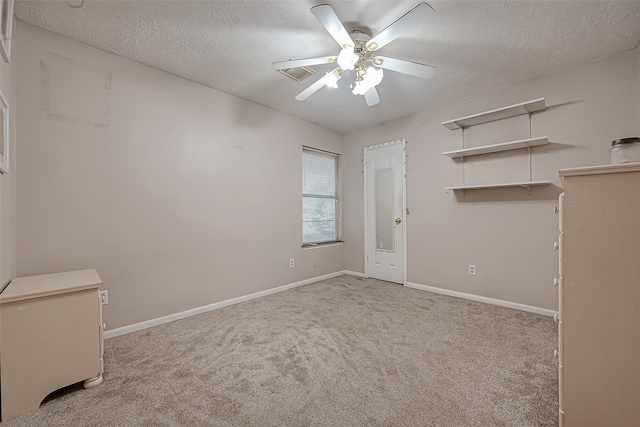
(441, 98, 547, 130)
(444, 180, 551, 193)
(443, 136, 549, 159)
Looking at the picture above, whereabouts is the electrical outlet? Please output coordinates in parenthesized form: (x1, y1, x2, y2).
(100, 290, 109, 304)
(289, 258, 295, 268)
(468, 265, 476, 276)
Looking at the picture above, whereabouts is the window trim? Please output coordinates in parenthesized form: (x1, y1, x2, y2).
(302, 146, 340, 245)
(301, 240, 344, 249)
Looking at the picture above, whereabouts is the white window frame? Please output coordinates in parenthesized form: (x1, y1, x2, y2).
(302, 146, 341, 247)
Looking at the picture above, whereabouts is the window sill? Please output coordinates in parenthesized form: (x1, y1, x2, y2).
(301, 241, 344, 250)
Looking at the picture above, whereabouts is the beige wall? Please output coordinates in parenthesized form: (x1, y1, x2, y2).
(0, 17, 16, 289)
(343, 49, 637, 311)
(15, 23, 344, 330)
(637, 45, 640, 133)
(13, 21, 639, 329)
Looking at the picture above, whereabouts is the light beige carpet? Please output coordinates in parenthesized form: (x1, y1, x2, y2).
(2, 275, 558, 426)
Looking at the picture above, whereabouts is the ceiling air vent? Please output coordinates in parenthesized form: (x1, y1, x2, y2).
(277, 66, 316, 82)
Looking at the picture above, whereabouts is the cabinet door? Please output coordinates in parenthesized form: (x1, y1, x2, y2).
(562, 172, 640, 426)
(99, 291, 104, 370)
(1, 288, 101, 420)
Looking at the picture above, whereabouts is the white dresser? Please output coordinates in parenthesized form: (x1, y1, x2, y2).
(0, 269, 104, 421)
(557, 164, 640, 426)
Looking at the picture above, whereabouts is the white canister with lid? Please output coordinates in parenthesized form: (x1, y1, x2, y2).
(610, 137, 640, 164)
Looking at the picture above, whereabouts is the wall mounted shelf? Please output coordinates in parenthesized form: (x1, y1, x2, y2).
(442, 97, 548, 196)
(444, 180, 551, 195)
(443, 136, 549, 159)
(441, 98, 547, 130)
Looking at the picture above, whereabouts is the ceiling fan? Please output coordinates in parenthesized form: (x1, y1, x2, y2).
(273, 3, 437, 107)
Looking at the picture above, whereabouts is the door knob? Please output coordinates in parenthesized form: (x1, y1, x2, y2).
(395, 218, 401, 224)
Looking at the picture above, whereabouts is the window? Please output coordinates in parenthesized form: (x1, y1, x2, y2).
(302, 147, 340, 245)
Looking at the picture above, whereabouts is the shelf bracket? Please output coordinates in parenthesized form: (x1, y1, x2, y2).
(461, 128, 466, 186)
(527, 145, 532, 182)
(519, 183, 533, 195)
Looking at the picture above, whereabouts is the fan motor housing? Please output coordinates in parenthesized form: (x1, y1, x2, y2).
(349, 30, 373, 62)
(350, 30, 371, 51)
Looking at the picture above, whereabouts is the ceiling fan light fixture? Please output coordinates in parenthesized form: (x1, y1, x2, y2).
(364, 66, 384, 87)
(284, 3, 436, 106)
(324, 68, 342, 88)
(337, 46, 359, 70)
(352, 66, 383, 96)
(351, 82, 368, 96)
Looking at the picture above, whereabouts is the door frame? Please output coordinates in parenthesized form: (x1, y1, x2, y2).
(363, 138, 407, 285)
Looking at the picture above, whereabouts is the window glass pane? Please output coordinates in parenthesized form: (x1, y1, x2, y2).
(303, 197, 336, 221)
(303, 197, 337, 243)
(302, 148, 339, 244)
(303, 151, 336, 196)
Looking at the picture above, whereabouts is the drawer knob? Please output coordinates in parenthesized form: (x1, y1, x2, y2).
(554, 313, 559, 323)
(554, 278, 559, 287)
(554, 349, 559, 358)
(554, 242, 559, 251)
(554, 206, 559, 215)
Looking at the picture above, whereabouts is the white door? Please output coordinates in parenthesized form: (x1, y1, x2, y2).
(364, 139, 406, 284)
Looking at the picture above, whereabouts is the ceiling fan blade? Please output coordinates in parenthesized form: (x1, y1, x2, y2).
(366, 2, 435, 51)
(364, 87, 380, 106)
(371, 56, 437, 79)
(311, 4, 353, 47)
(272, 56, 337, 70)
(295, 67, 342, 101)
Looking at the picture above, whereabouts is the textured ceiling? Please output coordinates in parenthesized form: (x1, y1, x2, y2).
(15, 0, 640, 133)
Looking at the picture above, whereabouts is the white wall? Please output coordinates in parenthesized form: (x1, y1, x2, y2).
(343, 49, 638, 311)
(15, 23, 344, 330)
(0, 17, 16, 289)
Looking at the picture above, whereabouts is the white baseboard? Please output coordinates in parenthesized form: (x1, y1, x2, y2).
(405, 282, 558, 317)
(105, 272, 554, 340)
(104, 270, 352, 339)
(343, 270, 366, 278)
